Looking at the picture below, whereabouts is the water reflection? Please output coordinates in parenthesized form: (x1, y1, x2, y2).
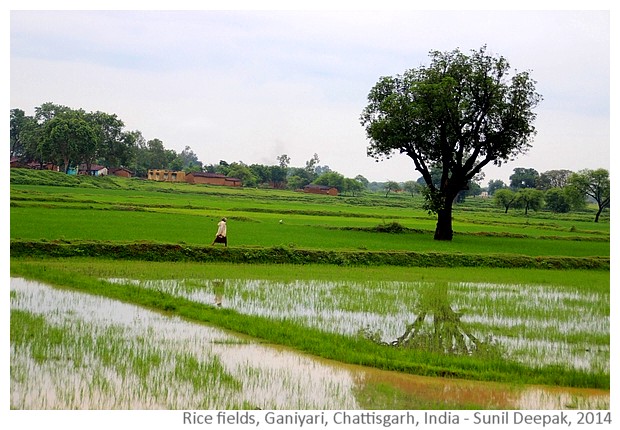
(10, 278, 609, 410)
(213, 279, 224, 307)
(105, 277, 609, 373)
(379, 283, 499, 357)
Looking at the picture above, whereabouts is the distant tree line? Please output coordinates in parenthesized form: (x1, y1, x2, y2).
(490, 167, 610, 222)
(10, 103, 609, 218)
(10, 102, 205, 178)
(10, 102, 369, 193)
(205, 154, 366, 195)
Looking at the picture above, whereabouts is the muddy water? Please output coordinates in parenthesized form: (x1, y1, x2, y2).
(10, 278, 609, 410)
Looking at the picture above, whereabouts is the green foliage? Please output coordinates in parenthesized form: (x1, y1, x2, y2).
(10, 240, 609, 270)
(494, 188, 517, 213)
(487, 179, 506, 195)
(568, 169, 610, 222)
(514, 188, 544, 215)
(545, 187, 571, 213)
(361, 46, 542, 240)
(537, 169, 573, 190)
(313, 171, 346, 191)
(509, 167, 539, 189)
(374, 221, 407, 233)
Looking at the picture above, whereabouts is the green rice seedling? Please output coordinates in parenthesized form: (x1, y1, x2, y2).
(11, 278, 371, 409)
(105, 275, 608, 375)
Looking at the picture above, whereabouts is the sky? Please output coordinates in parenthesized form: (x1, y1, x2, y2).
(7, 2, 612, 185)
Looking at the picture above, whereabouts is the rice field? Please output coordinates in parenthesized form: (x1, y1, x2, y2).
(10, 277, 610, 410)
(10, 277, 359, 410)
(105, 277, 609, 374)
(9, 171, 611, 411)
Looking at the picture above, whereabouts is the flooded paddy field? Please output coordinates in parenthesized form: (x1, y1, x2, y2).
(109, 277, 609, 374)
(10, 277, 609, 410)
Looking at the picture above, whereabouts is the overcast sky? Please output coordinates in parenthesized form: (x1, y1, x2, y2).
(8, 4, 612, 184)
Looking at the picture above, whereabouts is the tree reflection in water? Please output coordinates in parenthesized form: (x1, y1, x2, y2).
(363, 283, 500, 357)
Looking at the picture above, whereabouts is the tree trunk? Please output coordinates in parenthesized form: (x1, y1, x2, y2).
(595, 207, 602, 223)
(434, 205, 453, 241)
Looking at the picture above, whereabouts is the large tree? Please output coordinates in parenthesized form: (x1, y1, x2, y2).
(360, 46, 542, 240)
(10, 108, 38, 160)
(41, 112, 99, 173)
(494, 189, 517, 213)
(487, 179, 506, 195)
(314, 171, 345, 192)
(514, 188, 544, 215)
(537, 169, 573, 190)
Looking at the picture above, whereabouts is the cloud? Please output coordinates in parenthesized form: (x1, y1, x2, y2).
(10, 9, 610, 183)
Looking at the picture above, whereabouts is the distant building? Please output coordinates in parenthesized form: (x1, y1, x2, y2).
(10, 157, 27, 168)
(82, 164, 108, 176)
(10, 157, 58, 171)
(303, 184, 338, 196)
(68, 164, 108, 176)
(185, 172, 242, 187)
(147, 169, 186, 182)
(110, 167, 133, 178)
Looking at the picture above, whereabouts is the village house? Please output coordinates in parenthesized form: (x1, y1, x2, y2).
(303, 184, 339, 196)
(185, 172, 242, 187)
(147, 169, 186, 182)
(10, 157, 58, 171)
(109, 167, 133, 178)
(68, 164, 108, 176)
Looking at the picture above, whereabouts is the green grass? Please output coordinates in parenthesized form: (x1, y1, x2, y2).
(10, 169, 609, 260)
(10, 206, 609, 257)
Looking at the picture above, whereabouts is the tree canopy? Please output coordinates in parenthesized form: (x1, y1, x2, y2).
(568, 169, 610, 222)
(509, 167, 539, 189)
(361, 46, 542, 240)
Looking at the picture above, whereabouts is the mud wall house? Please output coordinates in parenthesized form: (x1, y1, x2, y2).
(223, 177, 242, 187)
(147, 169, 186, 182)
(185, 172, 242, 187)
(11, 157, 58, 171)
(110, 167, 133, 178)
(10, 157, 27, 168)
(303, 184, 339, 196)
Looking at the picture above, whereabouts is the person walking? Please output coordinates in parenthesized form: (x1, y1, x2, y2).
(212, 217, 228, 246)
